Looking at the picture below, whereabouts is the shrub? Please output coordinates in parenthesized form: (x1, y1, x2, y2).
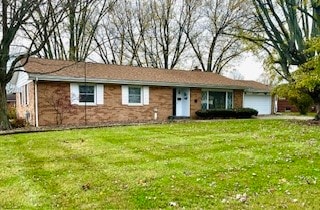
(235, 108, 258, 118)
(196, 109, 229, 119)
(196, 108, 258, 119)
(10, 118, 27, 128)
(7, 106, 17, 119)
(273, 84, 314, 115)
(195, 109, 234, 119)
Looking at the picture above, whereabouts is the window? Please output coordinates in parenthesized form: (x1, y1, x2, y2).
(20, 84, 29, 106)
(201, 91, 208, 110)
(128, 87, 142, 104)
(122, 85, 149, 106)
(79, 85, 95, 103)
(227, 92, 233, 109)
(201, 90, 233, 110)
(70, 83, 104, 105)
(209, 92, 225, 109)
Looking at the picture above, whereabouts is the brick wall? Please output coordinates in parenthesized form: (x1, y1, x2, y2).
(26, 81, 245, 126)
(37, 82, 174, 126)
(15, 82, 35, 125)
(190, 88, 202, 118)
(37, 82, 71, 126)
(277, 98, 299, 112)
(234, 90, 243, 108)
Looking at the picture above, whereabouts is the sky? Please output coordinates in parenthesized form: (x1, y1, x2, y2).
(237, 53, 264, 81)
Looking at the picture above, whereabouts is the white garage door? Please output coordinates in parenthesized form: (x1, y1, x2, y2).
(243, 94, 272, 115)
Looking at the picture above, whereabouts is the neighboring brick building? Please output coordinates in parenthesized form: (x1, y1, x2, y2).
(11, 58, 271, 126)
(276, 98, 316, 113)
(277, 98, 299, 112)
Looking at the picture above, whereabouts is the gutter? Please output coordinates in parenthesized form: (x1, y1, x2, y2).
(244, 88, 271, 94)
(28, 74, 246, 90)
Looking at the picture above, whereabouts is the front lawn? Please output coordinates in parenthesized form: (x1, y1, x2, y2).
(279, 111, 317, 117)
(0, 120, 319, 209)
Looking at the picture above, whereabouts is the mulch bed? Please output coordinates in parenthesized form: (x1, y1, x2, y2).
(1, 118, 319, 136)
(0, 120, 183, 135)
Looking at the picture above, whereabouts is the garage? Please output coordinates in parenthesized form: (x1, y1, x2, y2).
(243, 93, 272, 115)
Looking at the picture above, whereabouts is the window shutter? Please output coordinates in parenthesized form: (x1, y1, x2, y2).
(121, 85, 128, 105)
(96, 84, 104, 105)
(143, 86, 149, 105)
(70, 83, 79, 105)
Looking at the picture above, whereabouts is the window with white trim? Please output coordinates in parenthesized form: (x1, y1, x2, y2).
(70, 83, 104, 105)
(20, 84, 29, 106)
(122, 85, 149, 106)
(201, 90, 233, 110)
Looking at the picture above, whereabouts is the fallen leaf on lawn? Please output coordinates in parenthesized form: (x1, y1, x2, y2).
(235, 193, 248, 203)
(81, 183, 91, 191)
(169, 201, 178, 207)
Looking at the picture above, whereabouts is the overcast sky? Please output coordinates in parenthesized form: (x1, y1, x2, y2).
(237, 54, 263, 81)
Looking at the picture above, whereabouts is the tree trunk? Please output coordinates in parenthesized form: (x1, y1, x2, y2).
(315, 103, 320, 120)
(0, 82, 10, 130)
(68, 0, 76, 61)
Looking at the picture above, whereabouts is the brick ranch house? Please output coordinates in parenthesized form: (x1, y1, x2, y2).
(11, 58, 272, 127)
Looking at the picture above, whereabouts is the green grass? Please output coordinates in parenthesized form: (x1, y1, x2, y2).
(0, 119, 319, 209)
(279, 111, 316, 117)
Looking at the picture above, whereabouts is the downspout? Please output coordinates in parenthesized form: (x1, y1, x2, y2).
(34, 78, 39, 127)
(84, 62, 87, 125)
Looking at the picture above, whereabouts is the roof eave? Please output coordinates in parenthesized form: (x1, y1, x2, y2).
(29, 74, 245, 90)
(245, 88, 271, 93)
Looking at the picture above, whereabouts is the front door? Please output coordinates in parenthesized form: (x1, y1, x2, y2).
(175, 88, 190, 117)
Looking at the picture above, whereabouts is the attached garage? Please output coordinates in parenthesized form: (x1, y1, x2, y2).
(238, 80, 273, 115)
(243, 93, 272, 115)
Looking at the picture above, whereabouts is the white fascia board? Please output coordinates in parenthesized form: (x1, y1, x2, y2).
(28, 74, 245, 90)
(243, 85, 271, 93)
(245, 88, 271, 94)
(245, 91, 271, 96)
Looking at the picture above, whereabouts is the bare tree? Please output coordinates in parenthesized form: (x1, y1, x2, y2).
(185, 0, 249, 73)
(94, 0, 199, 69)
(257, 71, 279, 86)
(0, 0, 65, 130)
(68, 0, 115, 61)
(225, 69, 245, 80)
(94, 0, 139, 65)
(28, 0, 116, 61)
(93, 0, 249, 72)
(142, 0, 198, 69)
